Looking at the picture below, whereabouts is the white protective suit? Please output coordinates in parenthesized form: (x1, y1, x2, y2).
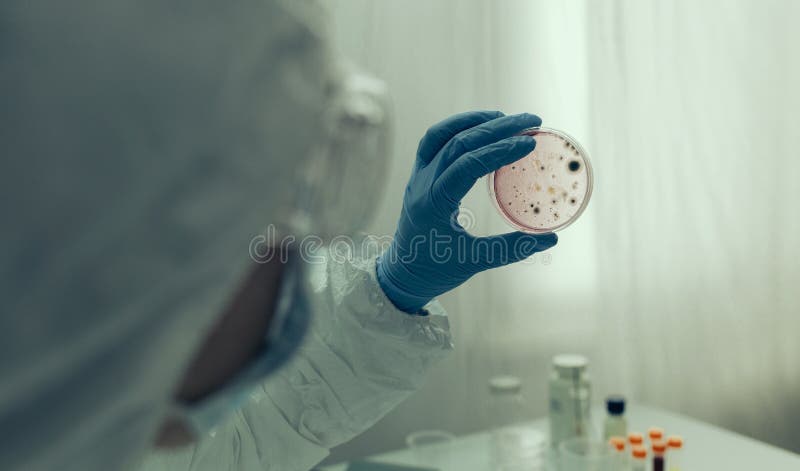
(139, 250, 452, 471)
(0, 1, 453, 470)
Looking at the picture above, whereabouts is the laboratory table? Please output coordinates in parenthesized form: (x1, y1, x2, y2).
(321, 404, 800, 470)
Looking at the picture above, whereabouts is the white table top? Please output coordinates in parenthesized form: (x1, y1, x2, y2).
(321, 404, 800, 470)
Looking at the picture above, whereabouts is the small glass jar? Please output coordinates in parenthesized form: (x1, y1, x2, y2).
(487, 376, 546, 471)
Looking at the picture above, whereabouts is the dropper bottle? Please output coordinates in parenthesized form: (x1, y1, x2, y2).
(603, 396, 627, 440)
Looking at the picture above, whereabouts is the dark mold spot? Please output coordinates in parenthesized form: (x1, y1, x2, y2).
(568, 160, 581, 172)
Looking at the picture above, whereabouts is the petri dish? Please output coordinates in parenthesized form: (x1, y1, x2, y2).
(488, 127, 593, 233)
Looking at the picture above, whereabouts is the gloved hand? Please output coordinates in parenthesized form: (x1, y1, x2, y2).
(377, 111, 558, 313)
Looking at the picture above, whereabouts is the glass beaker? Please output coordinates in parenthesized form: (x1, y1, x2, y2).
(558, 437, 614, 471)
(405, 430, 456, 468)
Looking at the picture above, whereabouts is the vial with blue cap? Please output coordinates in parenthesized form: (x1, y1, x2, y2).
(603, 395, 628, 441)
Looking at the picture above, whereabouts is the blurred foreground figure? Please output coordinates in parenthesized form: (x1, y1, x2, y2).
(0, 1, 556, 470)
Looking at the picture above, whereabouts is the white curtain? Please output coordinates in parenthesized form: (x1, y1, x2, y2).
(323, 0, 800, 462)
(587, 0, 800, 453)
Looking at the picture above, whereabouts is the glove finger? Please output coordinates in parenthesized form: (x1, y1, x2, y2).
(473, 231, 557, 269)
(434, 135, 536, 205)
(416, 111, 504, 168)
(432, 113, 541, 177)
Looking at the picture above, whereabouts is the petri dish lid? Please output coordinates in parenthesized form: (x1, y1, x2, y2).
(488, 127, 593, 233)
(488, 375, 522, 394)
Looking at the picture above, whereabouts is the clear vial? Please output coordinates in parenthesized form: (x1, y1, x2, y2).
(667, 435, 684, 471)
(487, 376, 545, 471)
(631, 445, 647, 471)
(608, 436, 629, 471)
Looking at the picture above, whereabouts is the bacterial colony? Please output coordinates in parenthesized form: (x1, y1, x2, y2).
(491, 129, 591, 233)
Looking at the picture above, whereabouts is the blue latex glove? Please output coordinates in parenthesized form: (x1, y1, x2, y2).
(377, 111, 559, 313)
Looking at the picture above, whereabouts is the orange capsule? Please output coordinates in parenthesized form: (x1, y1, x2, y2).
(609, 436, 626, 451)
(667, 435, 684, 449)
(648, 427, 664, 441)
(632, 445, 647, 459)
(652, 440, 667, 454)
(628, 432, 644, 445)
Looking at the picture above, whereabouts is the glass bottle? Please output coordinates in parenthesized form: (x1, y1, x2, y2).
(603, 396, 628, 441)
(667, 435, 684, 471)
(548, 354, 591, 449)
